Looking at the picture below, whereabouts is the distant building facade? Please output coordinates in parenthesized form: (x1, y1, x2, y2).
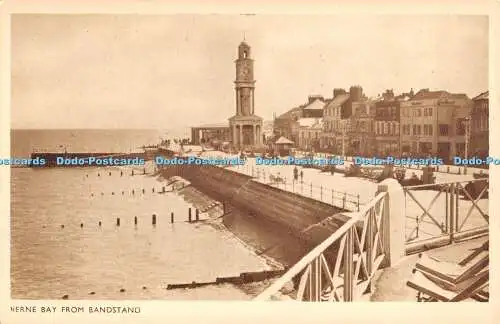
(321, 88, 350, 152)
(400, 89, 471, 161)
(190, 123, 230, 145)
(470, 91, 489, 157)
(274, 95, 325, 145)
(297, 118, 323, 151)
(373, 89, 412, 156)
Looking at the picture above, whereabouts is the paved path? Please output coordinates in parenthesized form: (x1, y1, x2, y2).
(371, 236, 488, 301)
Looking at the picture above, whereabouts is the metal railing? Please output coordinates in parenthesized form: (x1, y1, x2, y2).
(232, 163, 363, 211)
(404, 179, 489, 247)
(255, 191, 388, 301)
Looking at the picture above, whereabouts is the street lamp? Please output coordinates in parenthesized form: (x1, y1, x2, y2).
(464, 116, 471, 175)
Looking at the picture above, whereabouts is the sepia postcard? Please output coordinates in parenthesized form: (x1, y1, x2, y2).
(0, 0, 498, 323)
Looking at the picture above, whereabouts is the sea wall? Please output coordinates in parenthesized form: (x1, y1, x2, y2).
(160, 164, 349, 266)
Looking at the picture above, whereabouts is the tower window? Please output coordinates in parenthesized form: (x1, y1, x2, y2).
(243, 51, 247, 58)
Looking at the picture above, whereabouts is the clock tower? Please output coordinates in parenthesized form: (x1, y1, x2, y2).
(229, 41, 263, 149)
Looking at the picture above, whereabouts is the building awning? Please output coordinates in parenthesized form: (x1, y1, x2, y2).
(275, 136, 294, 144)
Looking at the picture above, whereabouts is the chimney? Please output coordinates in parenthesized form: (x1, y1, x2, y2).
(349, 85, 363, 102)
(383, 89, 395, 100)
(333, 88, 346, 98)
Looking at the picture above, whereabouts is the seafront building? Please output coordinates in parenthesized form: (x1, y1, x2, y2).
(400, 89, 472, 161)
(470, 91, 489, 157)
(189, 42, 487, 160)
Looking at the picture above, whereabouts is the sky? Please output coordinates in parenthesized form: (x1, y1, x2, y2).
(11, 14, 488, 132)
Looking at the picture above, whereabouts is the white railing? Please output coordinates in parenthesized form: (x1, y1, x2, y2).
(403, 179, 489, 244)
(255, 191, 388, 301)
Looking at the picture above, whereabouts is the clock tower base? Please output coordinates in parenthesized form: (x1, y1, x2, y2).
(228, 115, 263, 150)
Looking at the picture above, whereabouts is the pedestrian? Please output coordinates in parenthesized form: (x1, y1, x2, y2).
(293, 166, 299, 181)
(300, 170, 304, 183)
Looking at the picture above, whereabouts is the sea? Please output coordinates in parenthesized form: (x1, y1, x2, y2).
(10, 129, 272, 300)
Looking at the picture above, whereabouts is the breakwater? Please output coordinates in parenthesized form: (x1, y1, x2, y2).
(159, 162, 350, 266)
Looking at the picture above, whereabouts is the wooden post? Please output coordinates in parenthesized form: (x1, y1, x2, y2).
(196, 209, 199, 222)
(320, 185, 323, 201)
(116, 218, 120, 226)
(310, 182, 313, 197)
(188, 208, 192, 223)
(343, 193, 346, 209)
(357, 194, 360, 211)
(152, 214, 157, 226)
(171, 212, 174, 223)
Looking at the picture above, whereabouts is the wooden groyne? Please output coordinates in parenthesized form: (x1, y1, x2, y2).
(165, 269, 286, 290)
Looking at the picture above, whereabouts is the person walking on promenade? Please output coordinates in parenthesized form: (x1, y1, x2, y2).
(293, 166, 299, 181)
(300, 170, 304, 183)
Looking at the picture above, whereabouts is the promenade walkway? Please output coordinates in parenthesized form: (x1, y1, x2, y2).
(169, 146, 489, 246)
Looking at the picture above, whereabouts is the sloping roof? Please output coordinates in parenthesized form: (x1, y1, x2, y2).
(324, 93, 350, 110)
(412, 90, 449, 100)
(277, 106, 303, 120)
(473, 91, 489, 101)
(449, 93, 469, 100)
(303, 98, 326, 110)
(412, 90, 469, 101)
(275, 136, 294, 144)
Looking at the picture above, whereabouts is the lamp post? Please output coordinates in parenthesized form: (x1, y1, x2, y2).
(342, 122, 346, 158)
(464, 116, 471, 175)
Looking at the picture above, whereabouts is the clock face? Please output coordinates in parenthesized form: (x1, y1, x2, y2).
(240, 66, 250, 78)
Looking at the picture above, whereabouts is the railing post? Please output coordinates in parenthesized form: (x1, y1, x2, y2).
(377, 179, 405, 268)
(344, 227, 354, 302)
(449, 183, 455, 243)
(455, 182, 459, 233)
(445, 185, 449, 233)
(365, 208, 374, 293)
(310, 182, 313, 197)
(320, 185, 323, 201)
